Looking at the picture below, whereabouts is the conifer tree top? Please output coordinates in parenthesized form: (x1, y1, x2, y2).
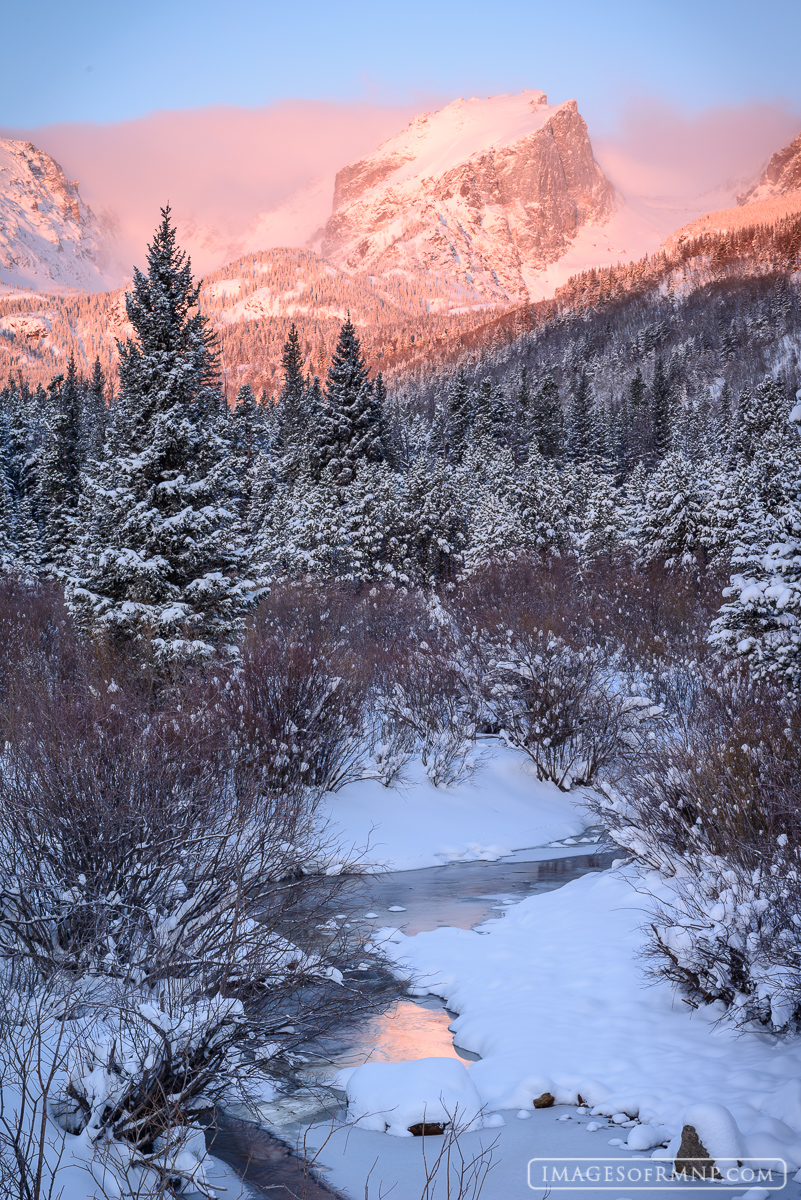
(124, 206, 214, 374)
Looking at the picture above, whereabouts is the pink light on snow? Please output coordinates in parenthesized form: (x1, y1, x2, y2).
(1, 100, 434, 277)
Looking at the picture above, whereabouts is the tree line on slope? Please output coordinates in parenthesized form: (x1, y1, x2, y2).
(1, 212, 800, 687)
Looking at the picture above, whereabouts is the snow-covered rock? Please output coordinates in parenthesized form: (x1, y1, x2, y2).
(739, 128, 801, 204)
(335, 1057, 490, 1136)
(317, 91, 615, 303)
(0, 139, 115, 291)
(673, 1104, 746, 1175)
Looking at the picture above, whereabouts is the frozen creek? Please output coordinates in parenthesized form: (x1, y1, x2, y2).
(206, 840, 618, 1198)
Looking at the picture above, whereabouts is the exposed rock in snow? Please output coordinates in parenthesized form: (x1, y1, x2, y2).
(0, 139, 117, 291)
(739, 129, 801, 204)
(316, 91, 615, 303)
(673, 1105, 746, 1177)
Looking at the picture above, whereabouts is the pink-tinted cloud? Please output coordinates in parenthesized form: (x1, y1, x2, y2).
(594, 98, 801, 202)
(1, 100, 434, 276)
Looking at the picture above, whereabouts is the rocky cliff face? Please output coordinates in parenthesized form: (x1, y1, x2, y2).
(317, 91, 615, 302)
(0, 139, 113, 291)
(739, 130, 801, 204)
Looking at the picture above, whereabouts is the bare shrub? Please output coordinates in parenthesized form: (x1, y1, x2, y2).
(579, 553, 727, 669)
(298, 1107, 498, 1200)
(237, 582, 384, 796)
(0, 600, 393, 1164)
(463, 627, 658, 790)
(0, 965, 78, 1200)
(381, 641, 482, 788)
(592, 667, 801, 1029)
(447, 554, 583, 644)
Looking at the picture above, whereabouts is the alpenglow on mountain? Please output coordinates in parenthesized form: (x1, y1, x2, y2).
(0, 139, 115, 291)
(739, 128, 801, 205)
(315, 91, 615, 303)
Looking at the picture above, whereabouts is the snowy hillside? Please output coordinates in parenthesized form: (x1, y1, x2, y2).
(316, 91, 616, 302)
(0, 139, 117, 292)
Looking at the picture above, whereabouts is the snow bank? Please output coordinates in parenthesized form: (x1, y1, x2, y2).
(321, 746, 590, 871)
(336, 1057, 497, 1137)
(377, 866, 801, 1167)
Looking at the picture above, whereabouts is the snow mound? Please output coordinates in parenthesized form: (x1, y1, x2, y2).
(678, 1103, 745, 1171)
(320, 746, 589, 871)
(336, 1057, 491, 1137)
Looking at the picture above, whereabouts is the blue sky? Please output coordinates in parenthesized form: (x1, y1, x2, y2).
(2, 0, 800, 130)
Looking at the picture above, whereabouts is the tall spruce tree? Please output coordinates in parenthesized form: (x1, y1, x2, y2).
(567, 370, 593, 463)
(317, 316, 384, 487)
(729, 376, 790, 464)
(275, 323, 309, 468)
(472, 378, 510, 444)
(82, 356, 108, 461)
(651, 357, 673, 462)
(626, 366, 650, 466)
(530, 373, 563, 459)
(446, 370, 474, 462)
(39, 356, 83, 572)
(0, 414, 15, 565)
(67, 207, 250, 662)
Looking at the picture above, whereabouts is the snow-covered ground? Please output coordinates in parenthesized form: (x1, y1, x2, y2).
(310, 862, 801, 1196)
(320, 746, 592, 871)
(13, 750, 801, 1198)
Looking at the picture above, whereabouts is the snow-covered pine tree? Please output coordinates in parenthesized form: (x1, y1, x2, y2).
(729, 376, 790, 464)
(370, 371, 396, 469)
(472, 378, 509, 445)
(638, 450, 711, 568)
(231, 381, 271, 561)
(590, 402, 616, 472)
(337, 458, 402, 581)
(508, 365, 532, 464)
(399, 454, 467, 582)
(460, 439, 521, 570)
(567, 370, 593, 463)
(67, 207, 251, 663)
(232, 384, 265, 472)
(712, 396, 801, 686)
(82, 356, 108, 462)
(651, 357, 673, 462)
(0, 415, 15, 567)
(257, 466, 344, 579)
(446, 370, 474, 462)
(316, 316, 384, 486)
(578, 471, 629, 563)
(625, 366, 650, 467)
(530, 373, 563, 460)
(513, 441, 568, 555)
(275, 322, 310, 474)
(3, 380, 42, 567)
(623, 460, 650, 547)
(39, 356, 83, 573)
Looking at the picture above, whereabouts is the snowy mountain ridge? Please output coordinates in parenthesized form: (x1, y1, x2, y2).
(739, 129, 801, 205)
(316, 91, 616, 302)
(0, 139, 117, 292)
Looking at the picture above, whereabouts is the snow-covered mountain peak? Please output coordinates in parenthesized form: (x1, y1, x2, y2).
(350, 90, 554, 184)
(318, 90, 615, 303)
(0, 138, 116, 292)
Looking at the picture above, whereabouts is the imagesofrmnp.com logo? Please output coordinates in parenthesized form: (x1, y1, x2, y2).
(527, 1158, 787, 1190)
